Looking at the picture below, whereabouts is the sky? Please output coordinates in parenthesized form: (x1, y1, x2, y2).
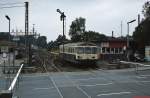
(0, 0, 148, 42)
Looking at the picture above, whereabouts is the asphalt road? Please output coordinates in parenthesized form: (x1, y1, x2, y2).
(12, 68, 150, 98)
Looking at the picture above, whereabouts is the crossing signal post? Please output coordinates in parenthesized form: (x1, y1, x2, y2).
(56, 9, 66, 55)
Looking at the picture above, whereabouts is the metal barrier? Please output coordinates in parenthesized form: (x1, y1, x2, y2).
(120, 61, 150, 73)
(8, 64, 23, 91)
(0, 64, 23, 98)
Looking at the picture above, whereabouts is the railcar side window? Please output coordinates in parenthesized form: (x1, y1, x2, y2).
(77, 47, 84, 54)
(85, 47, 91, 54)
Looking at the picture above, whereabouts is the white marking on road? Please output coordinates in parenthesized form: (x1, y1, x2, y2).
(136, 76, 146, 79)
(97, 92, 132, 96)
(140, 81, 150, 83)
(42, 64, 64, 98)
(140, 75, 150, 77)
(75, 77, 106, 81)
(81, 83, 113, 87)
(76, 77, 98, 81)
(34, 87, 54, 90)
(22, 74, 49, 78)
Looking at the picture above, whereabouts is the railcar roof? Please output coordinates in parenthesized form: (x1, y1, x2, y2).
(60, 42, 97, 47)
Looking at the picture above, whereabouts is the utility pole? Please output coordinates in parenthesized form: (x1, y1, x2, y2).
(138, 14, 140, 25)
(5, 15, 11, 74)
(127, 19, 136, 61)
(33, 24, 35, 36)
(25, 2, 31, 66)
(121, 21, 123, 37)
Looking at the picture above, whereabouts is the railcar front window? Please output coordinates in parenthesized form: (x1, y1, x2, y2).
(85, 47, 91, 54)
(92, 47, 97, 54)
(77, 47, 84, 54)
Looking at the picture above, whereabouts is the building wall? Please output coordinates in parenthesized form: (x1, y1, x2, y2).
(99, 41, 127, 61)
(145, 46, 150, 61)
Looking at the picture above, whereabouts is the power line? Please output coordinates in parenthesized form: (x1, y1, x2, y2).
(0, 5, 24, 9)
(0, 2, 23, 6)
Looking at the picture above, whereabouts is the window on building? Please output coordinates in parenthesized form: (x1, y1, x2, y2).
(111, 48, 114, 54)
(102, 47, 106, 53)
(115, 48, 119, 54)
(119, 48, 123, 54)
(106, 48, 110, 53)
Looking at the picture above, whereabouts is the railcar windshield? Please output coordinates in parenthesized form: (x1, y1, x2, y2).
(92, 47, 97, 54)
(85, 47, 91, 54)
(77, 47, 97, 54)
(77, 47, 84, 54)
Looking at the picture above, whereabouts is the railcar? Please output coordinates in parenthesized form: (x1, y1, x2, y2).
(59, 42, 99, 65)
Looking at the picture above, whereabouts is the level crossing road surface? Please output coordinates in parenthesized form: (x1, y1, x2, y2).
(12, 68, 150, 98)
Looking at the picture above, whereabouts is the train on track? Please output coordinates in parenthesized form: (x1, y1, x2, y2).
(59, 42, 99, 65)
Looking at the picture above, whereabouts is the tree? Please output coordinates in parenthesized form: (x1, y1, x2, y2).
(82, 31, 106, 42)
(69, 17, 86, 42)
(142, 1, 150, 19)
(0, 32, 10, 41)
(56, 35, 66, 43)
(133, 1, 150, 48)
(132, 1, 150, 55)
(133, 19, 150, 47)
(36, 36, 47, 48)
(47, 41, 54, 50)
(47, 35, 69, 50)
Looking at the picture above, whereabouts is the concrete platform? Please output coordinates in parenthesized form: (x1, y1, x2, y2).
(13, 69, 150, 98)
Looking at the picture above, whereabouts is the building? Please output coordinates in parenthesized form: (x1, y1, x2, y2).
(92, 37, 128, 61)
(0, 32, 16, 53)
(145, 46, 150, 61)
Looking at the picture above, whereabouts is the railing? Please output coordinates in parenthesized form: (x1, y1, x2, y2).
(120, 61, 150, 73)
(8, 64, 23, 91)
(0, 64, 23, 98)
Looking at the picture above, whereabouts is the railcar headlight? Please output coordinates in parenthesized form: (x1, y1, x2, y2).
(78, 56, 82, 59)
(92, 57, 95, 59)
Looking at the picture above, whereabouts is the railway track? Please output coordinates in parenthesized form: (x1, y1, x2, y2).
(35, 50, 100, 72)
(36, 50, 64, 72)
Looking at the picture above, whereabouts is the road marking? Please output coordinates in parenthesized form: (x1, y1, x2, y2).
(97, 92, 132, 96)
(75, 77, 106, 81)
(136, 76, 146, 79)
(34, 87, 54, 90)
(140, 81, 150, 83)
(81, 83, 113, 87)
(22, 74, 49, 78)
(140, 75, 150, 77)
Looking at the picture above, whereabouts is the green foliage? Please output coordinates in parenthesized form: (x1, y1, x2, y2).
(83, 31, 106, 42)
(133, 1, 150, 48)
(68, 17, 106, 42)
(56, 35, 66, 43)
(47, 35, 69, 50)
(69, 17, 86, 42)
(133, 18, 150, 47)
(0, 32, 10, 40)
(36, 36, 47, 48)
(142, 1, 150, 19)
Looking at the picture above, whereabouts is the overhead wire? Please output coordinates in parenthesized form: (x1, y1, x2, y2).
(0, 5, 24, 9)
(0, 2, 24, 9)
(0, 2, 23, 6)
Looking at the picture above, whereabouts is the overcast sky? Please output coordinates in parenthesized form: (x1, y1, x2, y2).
(0, 0, 148, 42)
